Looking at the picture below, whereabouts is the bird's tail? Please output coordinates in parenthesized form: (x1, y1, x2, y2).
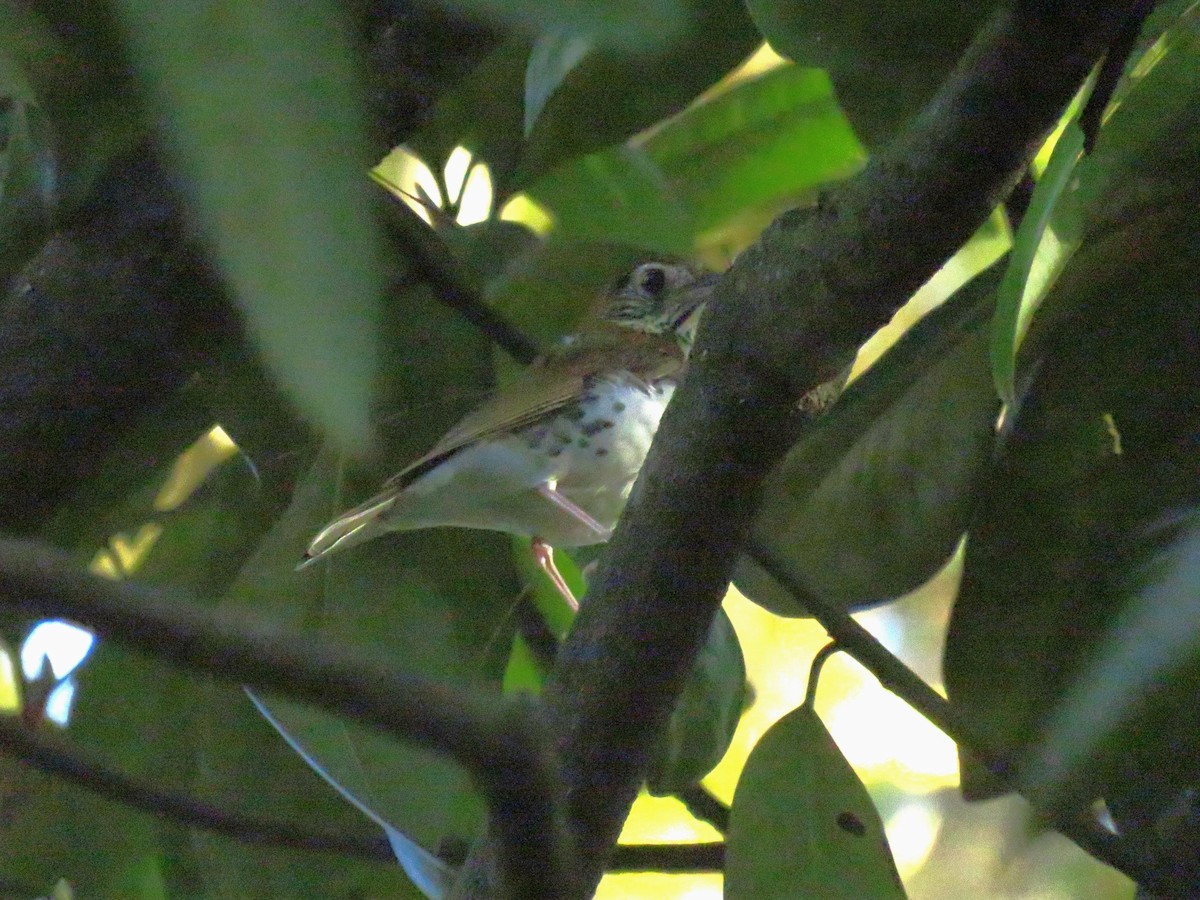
(296, 493, 398, 570)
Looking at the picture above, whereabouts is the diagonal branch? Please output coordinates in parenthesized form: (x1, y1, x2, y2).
(447, 2, 1138, 895)
(0, 538, 575, 900)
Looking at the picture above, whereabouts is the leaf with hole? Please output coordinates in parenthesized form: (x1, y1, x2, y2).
(726, 704, 905, 898)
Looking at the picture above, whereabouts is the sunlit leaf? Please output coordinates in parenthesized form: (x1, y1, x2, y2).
(990, 123, 1083, 406)
(726, 704, 905, 898)
(112, 0, 385, 449)
(517, 0, 759, 184)
(742, 0, 985, 142)
(640, 64, 864, 235)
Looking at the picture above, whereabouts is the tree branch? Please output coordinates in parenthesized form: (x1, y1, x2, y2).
(0, 714, 393, 862)
(448, 2, 1137, 894)
(607, 841, 724, 873)
(378, 196, 541, 364)
(0, 538, 577, 900)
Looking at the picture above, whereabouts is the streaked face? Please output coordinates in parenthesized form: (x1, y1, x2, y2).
(601, 262, 718, 345)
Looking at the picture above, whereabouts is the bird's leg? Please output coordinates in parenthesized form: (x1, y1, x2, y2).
(535, 483, 613, 540)
(531, 538, 578, 613)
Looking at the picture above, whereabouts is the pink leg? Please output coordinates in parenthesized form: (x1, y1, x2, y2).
(532, 538, 579, 612)
(536, 484, 612, 540)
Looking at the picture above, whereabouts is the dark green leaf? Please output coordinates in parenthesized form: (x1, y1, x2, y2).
(0, 2, 141, 206)
(249, 692, 454, 899)
(647, 608, 746, 794)
(405, 41, 530, 200)
(726, 704, 905, 898)
(742, 0, 987, 142)
(944, 8, 1200, 806)
(440, 0, 688, 50)
(221, 287, 521, 855)
(0, 752, 168, 898)
(113, 0, 385, 449)
(734, 264, 1001, 615)
(524, 29, 592, 137)
(516, 0, 759, 184)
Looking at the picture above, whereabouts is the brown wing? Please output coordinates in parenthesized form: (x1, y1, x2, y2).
(383, 328, 685, 490)
(302, 330, 685, 564)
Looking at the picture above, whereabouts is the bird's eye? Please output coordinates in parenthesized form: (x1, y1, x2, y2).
(640, 265, 667, 298)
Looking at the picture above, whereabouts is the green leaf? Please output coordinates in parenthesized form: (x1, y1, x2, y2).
(525, 145, 694, 253)
(742, 0, 986, 142)
(502, 633, 547, 694)
(0, 2, 142, 206)
(516, 0, 760, 184)
(734, 263, 1001, 616)
(524, 30, 592, 137)
(990, 123, 1084, 406)
(222, 287, 522, 855)
(1008, 3, 1200, 398)
(726, 704, 905, 898)
(1026, 517, 1200, 806)
(0, 750, 168, 898)
(524, 64, 863, 253)
(405, 41, 530, 200)
(0, 99, 57, 281)
(439, 0, 687, 50)
(249, 691, 454, 899)
(112, 0, 385, 450)
(647, 608, 746, 794)
(944, 8, 1200, 806)
(639, 64, 865, 236)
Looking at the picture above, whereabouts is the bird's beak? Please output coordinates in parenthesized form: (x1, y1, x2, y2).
(670, 271, 721, 331)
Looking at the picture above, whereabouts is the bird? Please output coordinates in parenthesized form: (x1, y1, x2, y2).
(299, 260, 719, 608)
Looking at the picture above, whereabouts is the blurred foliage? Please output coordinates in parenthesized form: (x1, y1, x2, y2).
(0, 0, 1195, 897)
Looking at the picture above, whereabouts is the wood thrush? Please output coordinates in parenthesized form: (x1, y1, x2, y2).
(300, 261, 718, 606)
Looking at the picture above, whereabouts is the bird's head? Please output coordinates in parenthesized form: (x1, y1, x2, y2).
(599, 260, 719, 353)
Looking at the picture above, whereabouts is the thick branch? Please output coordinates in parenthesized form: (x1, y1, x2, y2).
(0, 715, 392, 862)
(0, 538, 576, 900)
(449, 2, 1136, 894)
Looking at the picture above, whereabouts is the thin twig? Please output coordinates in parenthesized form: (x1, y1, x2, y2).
(377, 195, 540, 365)
(0, 715, 393, 862)
(746, 537, 1184, 897)
(804, 641, 841, 710)
(0, 538, 578, 900)
(608, 841, 724, 873)
(672, 785, 730, 835)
